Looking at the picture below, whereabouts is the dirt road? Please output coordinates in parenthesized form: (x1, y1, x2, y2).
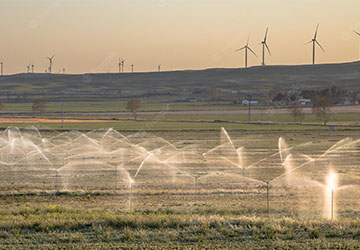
(0, 105, 359, 116)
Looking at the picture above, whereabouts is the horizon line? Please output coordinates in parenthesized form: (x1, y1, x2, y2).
(1, 60, 359, 77)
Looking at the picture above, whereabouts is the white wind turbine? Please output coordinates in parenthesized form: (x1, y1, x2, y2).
(235, 35, 258, 68)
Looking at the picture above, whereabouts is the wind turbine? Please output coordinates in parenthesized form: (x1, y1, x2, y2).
(1, 62, 3, 76)
(47, 55, 55, 73)
(31, 64, 34, 73)
(131, 64, 134, 73)
(63, 68, 65, 74)
(26, 64, 30, 73)
(118, 59, 122, 73)
(305, 24, 325, 65)
(158, 64, 161, 72)
(261, 28, 271, 66)
(121, 59, 125, 72)
(235, 35, 258, 68)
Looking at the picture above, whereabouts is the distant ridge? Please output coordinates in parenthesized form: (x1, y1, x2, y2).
(0, 61, 359, 94)
(2, 60, 360, 79)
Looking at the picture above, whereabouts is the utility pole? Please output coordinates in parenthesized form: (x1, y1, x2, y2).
(260, 102, 264, 125)
(61, 103, 64, 128)
(247, 95, 252, 123)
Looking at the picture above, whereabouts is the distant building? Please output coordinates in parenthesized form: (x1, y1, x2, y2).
(179, 98, 199, 102)
(298, 98, 312, 106)
(242, 100, 259, 105)
(343, 97, 352, 105)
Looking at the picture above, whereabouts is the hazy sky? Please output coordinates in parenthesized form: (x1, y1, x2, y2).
(1, 0, 360, 74)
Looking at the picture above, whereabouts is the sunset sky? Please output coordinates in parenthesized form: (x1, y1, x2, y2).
(1, 0, 360, 74)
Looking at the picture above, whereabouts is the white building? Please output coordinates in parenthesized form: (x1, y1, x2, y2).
(242, 100, 259, 105)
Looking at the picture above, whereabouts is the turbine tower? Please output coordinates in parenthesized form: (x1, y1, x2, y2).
(131, 64, 134, 73)
(235, 35, 258, 68)
(26, 64, 30, 73)
(261, 28, 271, 66)
(47, 55, 55, 74)
(0, 62, 3, 76)
(305, 24, 325, 65)
(31, 64, 34, 73)
(118, 59, 125, 73)
(158, 64, 161, 72)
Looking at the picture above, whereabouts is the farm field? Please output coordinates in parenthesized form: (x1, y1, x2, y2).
(1, 59, 360, 249)
(0, 126, 360, 248)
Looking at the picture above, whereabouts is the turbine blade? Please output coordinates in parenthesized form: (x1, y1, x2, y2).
(304, 40, 312, 45)
(314, 24, 319, 39)
(235, 47, 246, 52)
(247, 34, 250, 46)
(264, 27, 269, 42)
(265, 43, 271, 56)
(354, 30, 360, 37)
(316, 40, 325, 52)
(248, 47, 258, 57)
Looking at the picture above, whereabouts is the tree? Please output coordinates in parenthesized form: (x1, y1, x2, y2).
(289, 103, 304, 124)
(269, 86, 287, 99)
(205, 88, 220, 102)
(312, 97, 331, 126)
(32, 99, 46, 118)
(273, 93, 285, 102)
(126, 99, 141, 120)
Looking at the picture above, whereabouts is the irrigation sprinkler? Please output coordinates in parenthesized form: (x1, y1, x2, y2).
(114, 165, 118, 192)
(194, 176, 199, 205)
(331, 188, 334, 220)
(129, 179, 134, 211)
(266, 181, 270, 217)
(55, 171, 60, 193)
(327, 171, 337, 220)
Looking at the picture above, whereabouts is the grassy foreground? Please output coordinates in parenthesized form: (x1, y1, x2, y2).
(1, 202, 360, 249)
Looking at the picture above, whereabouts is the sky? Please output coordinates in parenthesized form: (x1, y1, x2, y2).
(1, 0, 360, 74)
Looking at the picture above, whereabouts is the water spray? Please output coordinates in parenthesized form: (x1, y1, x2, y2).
(327, 171, 337, 220)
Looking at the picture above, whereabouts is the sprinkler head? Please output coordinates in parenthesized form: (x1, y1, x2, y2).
(327, 171, 337, 190)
